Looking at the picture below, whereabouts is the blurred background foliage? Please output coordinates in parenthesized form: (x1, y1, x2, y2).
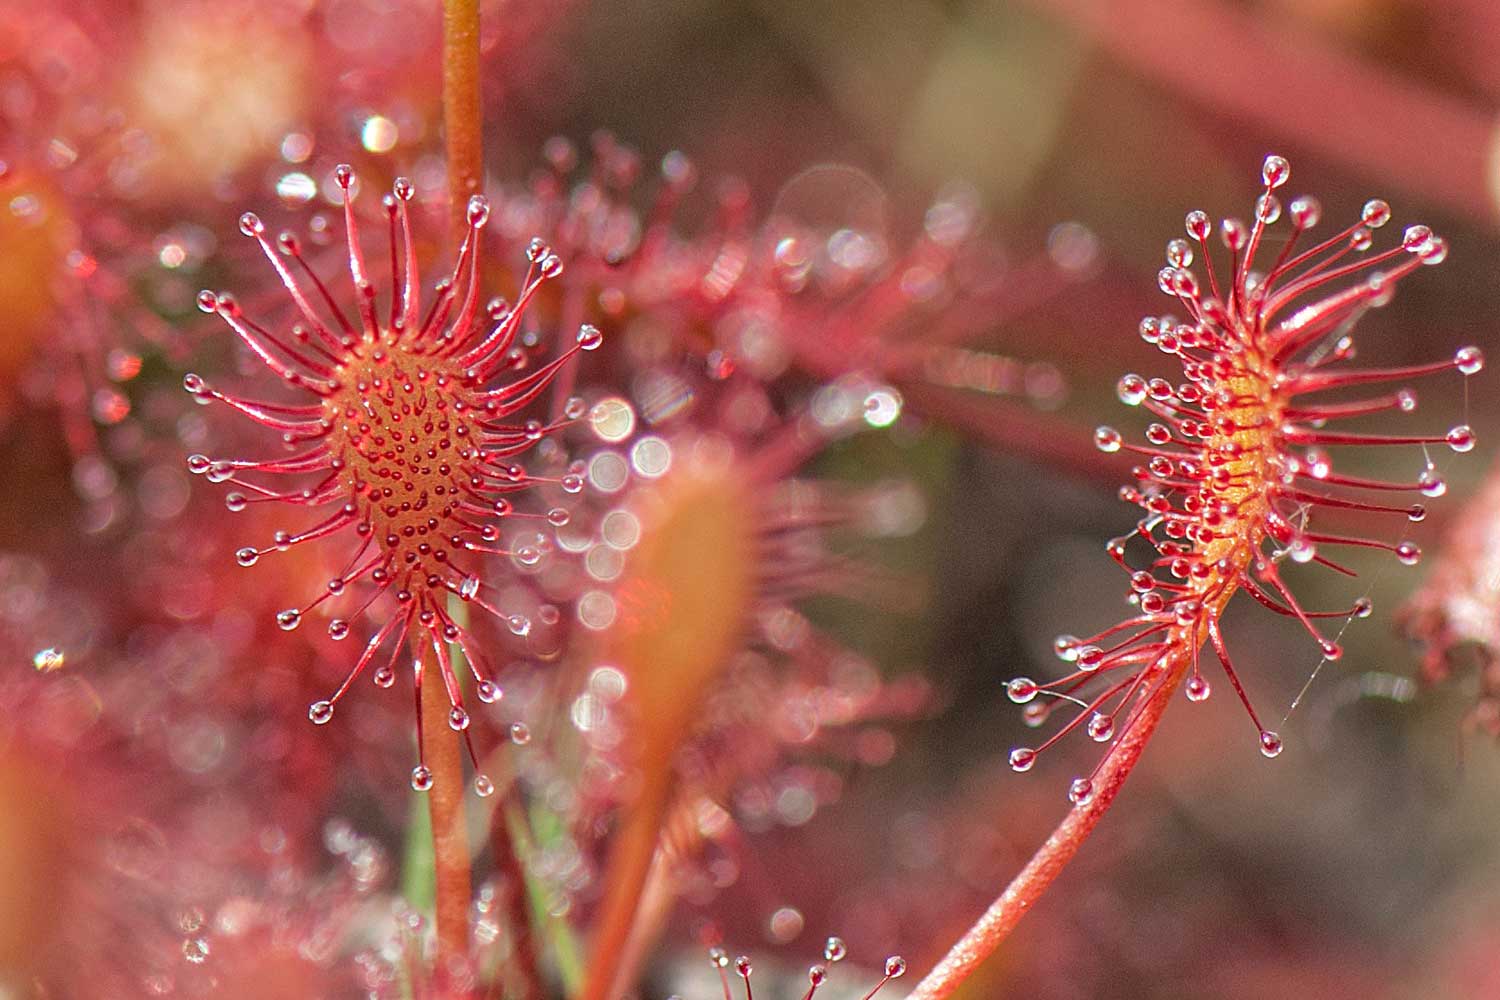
(4, 0, 1500, 997)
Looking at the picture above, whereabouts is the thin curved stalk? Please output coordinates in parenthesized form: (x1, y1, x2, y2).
(908, 653, 1187, 999)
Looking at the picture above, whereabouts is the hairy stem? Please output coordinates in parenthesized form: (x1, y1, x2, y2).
(908, 654, 1188, 999)
(443, 0, 483, 234)
(417, 637, 473, 977)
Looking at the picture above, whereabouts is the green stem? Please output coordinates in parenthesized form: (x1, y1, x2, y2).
(492, 800, 542, 1000)
(508, 801, 586, 991)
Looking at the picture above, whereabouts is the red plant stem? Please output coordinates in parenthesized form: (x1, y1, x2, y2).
(425, 0, 481, 979)
(907, 652, 1189, 1000)
(607, 848, 677, 997)
(1015, 0, 1494, 220)
(417, 637, 473, 977)
(443, 0, 483, 234)
(578, 770, 676, 1000)
(491, 809, 542, 1000)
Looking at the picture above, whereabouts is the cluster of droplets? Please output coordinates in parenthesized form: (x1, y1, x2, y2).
(185, 164, 603, 792)
(679, 937, 904, 1000)
(1005, 156, 1481, 803)
(498, 134, 1088, 437)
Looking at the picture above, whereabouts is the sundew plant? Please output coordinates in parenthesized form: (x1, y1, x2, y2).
(3, 2, 1500, 999)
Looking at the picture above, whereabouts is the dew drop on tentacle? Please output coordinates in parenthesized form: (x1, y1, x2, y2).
(823, 937, 847, 963)
(1006, 677, 1039, 703)
(1117, 374, 1147, 406)
(1053, 634, 1080, 661)
(1262, 154, 1290, 188)
(1067, 777, 1094, 805)
(1259, 732, 1283, 758)
(308, 700, 333, 725)
(466, 194, 490, 227)
(1087, 713, 1114, 742)
(1255, 193, 1281, 224)
(1185, 210, 1211, 241)
(1402, 225, 1434, 253)
(1220, 218, 1247, 251)
(1185, 676, 1211, 702)
(1456, 346, 1485, 375)
(1008, 747, 1037, 772)
(411, 765, 434, 791)
(1289, 196, 1321, 229)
